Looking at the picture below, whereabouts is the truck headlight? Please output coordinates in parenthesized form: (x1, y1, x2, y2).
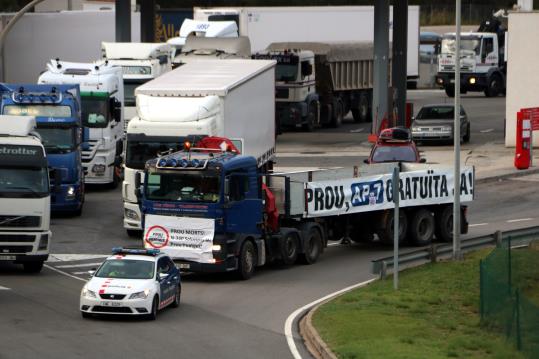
(211, 244, 222, 251)
(124, 208, 140, 221)
(81, 285, 96, 298)
(129, 288, 150, 299)
(66, 186, 76, 200)
(38, 233, 49, 250)
(469, 77, 476, 84)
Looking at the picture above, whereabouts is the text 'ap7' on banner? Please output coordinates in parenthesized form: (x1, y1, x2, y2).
(305, 167, 474, 217)
(144, 214, 215, 263)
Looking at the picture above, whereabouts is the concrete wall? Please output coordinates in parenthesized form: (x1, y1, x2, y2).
(506, 11, 539, 147)
(3, 10, 140, 83)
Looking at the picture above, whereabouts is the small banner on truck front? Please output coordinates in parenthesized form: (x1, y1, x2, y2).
(305, 167, 474, 217)
(144, 214, 215, 263)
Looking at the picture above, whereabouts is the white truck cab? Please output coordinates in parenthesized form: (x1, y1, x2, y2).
(39, 60, 125, 187)
(101, 42, 172, 130)
(167, 19, 239, 67)
(0, 116, 51, 273)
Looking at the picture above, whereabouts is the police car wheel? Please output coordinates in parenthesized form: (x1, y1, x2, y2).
(171, 285, 181, 308)
(147, 296, 158, 320)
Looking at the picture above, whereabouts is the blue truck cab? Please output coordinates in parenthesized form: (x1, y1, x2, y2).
(0, 84, 85, 214)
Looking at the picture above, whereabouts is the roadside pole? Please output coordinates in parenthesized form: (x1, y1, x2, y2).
(393, 166, 400, 290)
(453, 0, 462, 260)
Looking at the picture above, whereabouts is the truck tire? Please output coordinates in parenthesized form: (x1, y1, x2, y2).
(409, 209, 435, 246)
(237, 240, 256, 280)
(352, 93, 371, 123)
(23, 261, 43, 273)
(376, 210, 408, 244)
(298, 224, 322, 265)
(484, 74, 502, 97)
(434, 205, 453, 242)
(330, 99, 343, 128)
(302, 102, 317, 132)
(278, 229, 299, 266)
(445, 86, 455, 98)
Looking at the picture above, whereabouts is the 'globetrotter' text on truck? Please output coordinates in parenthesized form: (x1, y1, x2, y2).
(0, 84, 85, 214)
(0, 116, 51, 273)
(123, 59, 276, 237)
(138, 138, 473, 279)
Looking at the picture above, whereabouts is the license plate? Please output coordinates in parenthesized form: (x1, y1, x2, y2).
(0, 255, 16, 260)
(178, 263, 190, 269)
(100, 301, 121, 307)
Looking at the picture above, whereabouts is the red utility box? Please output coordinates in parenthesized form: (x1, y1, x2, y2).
(515, 111, 532, 170)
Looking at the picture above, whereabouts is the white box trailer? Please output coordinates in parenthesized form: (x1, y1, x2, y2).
(194, 6, 420, 80)
(123, 59, 276, 236)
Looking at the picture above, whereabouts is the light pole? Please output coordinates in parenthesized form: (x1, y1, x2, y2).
(453, 0, 462, 260)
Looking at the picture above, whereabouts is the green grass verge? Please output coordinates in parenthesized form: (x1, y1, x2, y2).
(312, 249, 525, 359)
(512, 247, 539, 305)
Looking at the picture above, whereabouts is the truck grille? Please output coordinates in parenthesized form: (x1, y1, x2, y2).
(0, 216, 40, 228)
(92, 306, 132, 313)
(82, 140, 100, 163)
(99, 294, 126, 300)
(276, 88, 289, 99)
(0, 245, 33, 254)
(0, 234, 36, 243)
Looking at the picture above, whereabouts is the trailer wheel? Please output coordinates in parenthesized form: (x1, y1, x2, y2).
(237, 240, 256, 280)
(376, 210, 408, 244)
(298, 224, 322, 265)
(302, 102, 317, 132)
(330, 99, 343, 128)
(278, 229, 299, 266)
(352, 93, 371, 123)
(435, 205, 453, 242)
(484, 74, 502, 97)
(445, 86, 455, 98)
(409, 209, 435, 246)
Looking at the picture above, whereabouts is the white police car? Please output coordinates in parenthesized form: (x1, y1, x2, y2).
(80, 248, 181, 320)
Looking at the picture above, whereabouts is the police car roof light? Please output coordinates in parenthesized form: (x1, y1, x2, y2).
(111, 247, 160, 256)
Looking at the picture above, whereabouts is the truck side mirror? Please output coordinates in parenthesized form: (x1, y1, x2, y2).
(135, 172, 141, 190)
(110, 98, 122, 122)
(157, 55, 168, 65)
(301, 62, 313, 77)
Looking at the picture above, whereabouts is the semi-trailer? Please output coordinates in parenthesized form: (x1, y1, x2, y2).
(123, 59, 276, 237)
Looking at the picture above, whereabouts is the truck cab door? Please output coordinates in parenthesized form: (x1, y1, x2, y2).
(224, 168, 263, 235)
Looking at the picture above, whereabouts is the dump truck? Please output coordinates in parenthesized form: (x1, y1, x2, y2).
(254, 42, 386, 131)
(137, 136, 473, 279)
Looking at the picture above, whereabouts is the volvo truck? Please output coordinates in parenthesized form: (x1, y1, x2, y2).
(0, 84, 84, 214)
(123, 59, 275, 237)
(39, 60, 125, 187)
(0, 116, 51, 273)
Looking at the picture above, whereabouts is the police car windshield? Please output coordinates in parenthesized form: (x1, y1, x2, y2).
(372, 146, 417, 163)
(95, 259, 155, 280)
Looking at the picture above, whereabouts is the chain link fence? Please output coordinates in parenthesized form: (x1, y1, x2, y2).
(480, 238, 539, 358)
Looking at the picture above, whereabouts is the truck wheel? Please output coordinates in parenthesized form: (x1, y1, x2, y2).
(352, 93, 371, 123)
(484, 75, 501, 97)
(237, 240, 256, 280)
(463, 123, 471, 143)
(23, 261, 43, 273)
(445, 86, 455, 98)
(126, 229, 142, 238)
(330, 99, 343, 128)
(298, 224, 322, 265)
(376, 210, 408, 244)
(278, 229, 299, 266)
(302, 103, 317, 132)
(435, 205, 453, 242)
(409, 209, 435, 246)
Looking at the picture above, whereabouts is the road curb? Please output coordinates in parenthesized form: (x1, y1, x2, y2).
(476, 167, 539, 184)
(299, 301, 337, 359)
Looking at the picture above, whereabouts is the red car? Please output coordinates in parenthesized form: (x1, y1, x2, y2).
(366, 127, 425, 164)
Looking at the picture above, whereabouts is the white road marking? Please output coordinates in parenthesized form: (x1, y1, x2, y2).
(285, 278, 377, 359)
(507, 218, 533, 223)
(480, 128, 494, 133)
(350, 128, 364, 133)
(55, 262, 103, 269)
(73, 271, 92, 275)
(0, 285, 10, 290)
(469, 223, 489, 227)
(44, 264, 86, 282)
(47, 254, 107, 263)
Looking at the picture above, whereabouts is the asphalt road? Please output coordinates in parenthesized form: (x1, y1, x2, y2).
(1, 90, 534, 359)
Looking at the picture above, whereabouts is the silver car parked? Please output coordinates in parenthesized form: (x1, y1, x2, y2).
(411, 104, 470, 143)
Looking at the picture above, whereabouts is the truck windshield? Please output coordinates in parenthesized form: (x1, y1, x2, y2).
(124, 80, 147, 107)
(126, 140, 184, 170)
(95, 259, 154, 280)
(3, 105, 72, 118)
(36, 126, 76, 154)
(81, 96, 110, 128)
(0, 167, 49, 198)
(441, 36, 481, 55)
(145, 171, 220, 203)
(275, 64, 299, 82)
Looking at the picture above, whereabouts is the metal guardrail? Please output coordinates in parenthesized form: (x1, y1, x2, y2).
(371, 226, 539, 278)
